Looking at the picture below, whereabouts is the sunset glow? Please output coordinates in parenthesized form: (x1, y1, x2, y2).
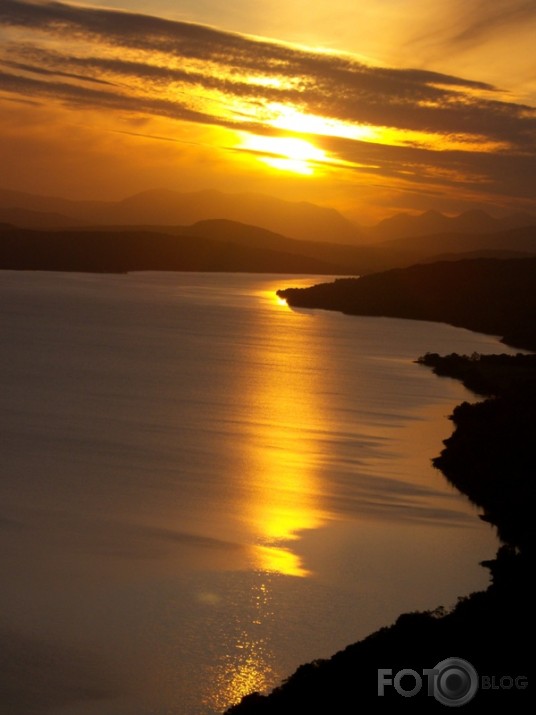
(266, 103, 378, 142)
(0, 0, 534, 220)
(239, 134, 328, 175)
(1, 5, 534, 715)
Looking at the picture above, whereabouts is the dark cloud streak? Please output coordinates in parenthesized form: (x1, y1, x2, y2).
(1, 1, 535, 208)
(4, 39, 535, 147)
(0, 68, 253, 131)
(1, 58, 116, 86)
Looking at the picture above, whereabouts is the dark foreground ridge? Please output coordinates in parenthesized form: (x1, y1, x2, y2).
(2, 220, 535, 278)
(418, 353, 536, 553)
(225, 352, 535, 712)
(0, 225, 338, 275)
(277, 257, 536, 351)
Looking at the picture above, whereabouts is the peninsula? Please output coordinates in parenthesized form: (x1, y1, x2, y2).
(277, 257, 536, 351)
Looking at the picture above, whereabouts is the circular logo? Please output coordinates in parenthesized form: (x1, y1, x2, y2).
(433, 658, 478, 707)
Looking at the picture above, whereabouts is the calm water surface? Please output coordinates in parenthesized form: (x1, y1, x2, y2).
(0, 271, 516, 714)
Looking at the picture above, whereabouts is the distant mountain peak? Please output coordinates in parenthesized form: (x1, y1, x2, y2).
(0, 187, 363, 244)
(370, 208, 536, 241)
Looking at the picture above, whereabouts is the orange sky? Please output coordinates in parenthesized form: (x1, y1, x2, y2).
(1, 0, 535, 222)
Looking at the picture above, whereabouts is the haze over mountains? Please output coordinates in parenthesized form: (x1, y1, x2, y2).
(0, 187, 535, 275)
(369, 209, 536, 241)
(0, 188, 362, 244)
(2, 187, 536, 241)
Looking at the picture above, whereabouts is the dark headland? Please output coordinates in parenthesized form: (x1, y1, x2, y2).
(227, 258, 535, 713)
(277, 257, 536, 351)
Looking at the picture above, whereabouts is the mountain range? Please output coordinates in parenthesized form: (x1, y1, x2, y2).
(1, 187, 535, 244)
(369, 208, 536, 241)
(1, 187, 535, 275)
(0, 188, 362, 245)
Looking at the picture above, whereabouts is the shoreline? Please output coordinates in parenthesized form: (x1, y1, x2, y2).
(277, 258, 536, 352)
(225, 351, 535, 712)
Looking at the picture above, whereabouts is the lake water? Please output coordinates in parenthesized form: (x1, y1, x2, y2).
(0, 271, 517, 714)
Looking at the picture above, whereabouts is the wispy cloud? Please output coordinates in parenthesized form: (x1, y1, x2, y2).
(1, 0, 535, 208)
(417, 0, 536, 50)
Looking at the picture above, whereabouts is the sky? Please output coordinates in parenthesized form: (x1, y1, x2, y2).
(0, 0, 535, 222)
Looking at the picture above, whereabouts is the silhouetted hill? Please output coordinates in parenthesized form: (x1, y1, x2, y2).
(278, 258, 536, 350)
(0, 226, 338, 274)
(3, 221, 536, 283)
(419, 249, 533, 263)
(0, 206, 76, 228)
(173, 220, 394, 274)
(370, 209, 536, 241)
(377, 226, 536, 258)
(0, 221, 428, 276)
(0, 187, 363, 244)
(2, 188, 536, 274)
(4, 187, 536, 246)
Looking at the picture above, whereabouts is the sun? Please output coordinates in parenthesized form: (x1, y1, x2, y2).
(239, 133, 328, 175)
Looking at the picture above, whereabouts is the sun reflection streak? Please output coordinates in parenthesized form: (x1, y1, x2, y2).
(253, 544, 310, 578)
(204, 282, 329, 711)
(238, 285, 329, 578)
(203, 574, 278, 712)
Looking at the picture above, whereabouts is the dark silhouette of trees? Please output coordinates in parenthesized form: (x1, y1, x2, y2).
(278, 258, 536, 350)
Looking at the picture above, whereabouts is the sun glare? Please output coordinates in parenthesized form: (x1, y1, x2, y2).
(239, 133, 328, 175)
(267, 103, 378, 142)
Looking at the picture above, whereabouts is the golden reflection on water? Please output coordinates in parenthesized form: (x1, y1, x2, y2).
(205, 285, 329, 711)
(242, 287, 328, 578)
(253, 543, 307, 578)
(203, 574, 278, 712)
